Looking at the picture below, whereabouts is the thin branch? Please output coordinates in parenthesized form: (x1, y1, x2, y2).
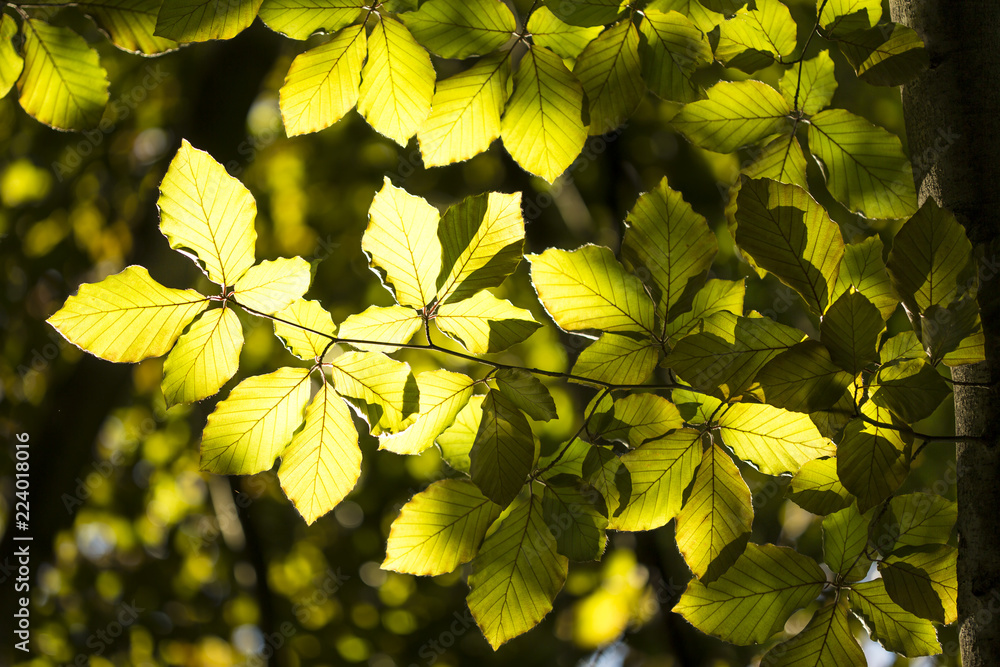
(532, 387, 611, 479)
(787, 0, 831, 111)
(857, 412, 988, 444)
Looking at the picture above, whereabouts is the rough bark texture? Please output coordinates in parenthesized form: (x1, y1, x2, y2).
(889, 2, 1000, 665)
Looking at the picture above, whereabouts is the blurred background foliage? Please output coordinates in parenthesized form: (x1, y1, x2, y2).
(0, 0, 960, 664)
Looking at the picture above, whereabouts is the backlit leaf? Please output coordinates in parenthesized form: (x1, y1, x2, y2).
(233, 257, 311, 314)
(328, 350, 419, 434)
(779, 50, 836, 114)
(606, 392, 684, 445)
(380, 370, 474, 455)
(848, 579, 941, 656)
(672, 80, 791, 153)
(880, 545, 957, 624)
(647, 0, 723, 34)
(870, 358, 950, 423)
(754, 341, 853, 413)
(544, 0, 625, 27)
(663, 279, 746, 345)
(338, 305, 421, 353)
(823, 502, 871, 581)
(383, 478, 501, 575)
(833, 235, 898, 320)
(638, 10, 713, 104)
(716, 0, 796, 66)
(400, 0, 515, 59)
(436, 394, 484, 473)
(819, 0, 881, 36)
(572, 333, 659, 385)
(870, 493, 956, 555)
(273, 299, 337, 360)
(0, 16, 23, 97)
(821, 291, 883, 375)
(541, 474, 608, 561)
(760, 599, 866, 667)
(258, 0, 364, 40)
(47, 265, 209, 363)
(786, 457, 852, 515)
(161, 307, 243, 406)
(573, 20, 645, 134)
(435, 290, 541, 353)
(836, 24, 928, 87)
(837, 410, 910, 513)
(741, 132, 809, 189)
(527, 7, 602, 59)
(155, 0, 262, 42)
(718, 402, 835, 475)
(583, 447, 631, 516)
(493, 369, 557, 421)
(79, 0, 178, 55)
(470, 390, 535, 506)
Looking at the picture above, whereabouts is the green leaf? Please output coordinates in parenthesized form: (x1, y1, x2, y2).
(0, 16, 23, 97)
(647, 0, 723, 34)
(258, 0, 364, 40)
(663, 279, 746, 345)
(470, 390, 535, 506)
(542, 474, 608, 560)
(358, 16, 435, 145)
(47, 266, 209, 363)
(821, 291, 883, 375)
(942, 329, 985, 366)
(467, 485, 568, 649)
(836, 24, 928, 87)
(880, 545, 957, 624)
(718, 402, 835, 476)
(760, 599, 866, 667)
(527, 7, 603, 59)
(572, 333, 659, 385)
(606, 393, 684, 445)
(158, 140, 257, 286)
(671, 387, 723, 424)
(272, 299, 337, 360)
(638, 10, 713, 104)
(435, 291, 541, 353)
(753, 341, 854, 413)
(672, 80, 791, 153)
(380, 370, 474, 455)
(666, 311, 802, 399)
(155, 0, 262, 42)
(819, 0, 882, 36)
(493, 369, 557, 421)
(716, 0, 797, 67)
(807, 108, 917, 219)
(608, 428, 702, 531)
(18, 19, 110, 131)
(436, 191, 524, 305)
(848, 579, 941, 656)
(537, 438, 591, 479)
(921, 299, 981, 365)
(741, 132, 809, 189)
(582, 447, 631, 516)
(676, 443, 753, 582)
(573, 20, 645, 134)
(823, 502, 871, 581)
(436, 394, 484, 473)
(527, 244, 655, 334)
(786, 457, 852, 515)
(833, 235, 898, 320)
(837, 409, 910, 513)
(871, 493, 956, 555)
(674, 543, 826, 645)
(363, 178, 441, 308)
(400, 0, 515, 59)
(278, 381, 361, 524)
(779, 50, 836, 114)
(886, 198, 974, 313)
(622, 177, 717, 322)
(327, 350, 419, 434)
(201, 367, 311, 474)
(279, 23, 367, 137)
(735, 178, 844, 314)
(383, 478, 501, 575)
(418, 52, 510, 167)
(501, 45, 587, 183)
(161, 307, 243, 406)
(544, 0, 625, 27)
(699, 0, 746, 15)
(78, 0, 179, 55)
(871, 358, 950, 423)
(233, 257, 311, 315)
(338, 305, 421, 353)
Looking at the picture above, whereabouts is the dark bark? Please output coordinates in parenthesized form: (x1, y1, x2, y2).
(888, 2, 1000, 665)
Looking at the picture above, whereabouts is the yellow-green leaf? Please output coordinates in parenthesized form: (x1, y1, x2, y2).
(848, 579, 941, 656)
(161, 307, 243, 406)
(233, 257, 311, 314)
(436, 191, 524, 305)
(663, 279, 746, 345)
(820, 0, 881, 36)
(18, 19, 110, 131)
(528, 244, 655, 334)
(870, 358, 951, 423)
(672, 80, 791, 153)
(807, 108, 917, 219)
(779, 49, 836, 115)
(338, 304, 421, 353)
(383, 478, 501, 575)
(823, 502, 871, 581)
(716, 0, 797, 66)
(273, 299, 337, 360)
(880, 545, 957, 625)
(380, 370, 474, 455)
(871, 493, 956, 555)
(358, 16, 435, 146)
(583, 446, 631, 515)
(278, 381, 361, 524)
(436, 393, 484, 473)
(754, 341, 853, 413)
(836, 23, 928, 86)
(821, 291, 882, 375)
(718, 402, 835, 476)
(79, 0, 179, 55)
(154, 0, 262, 42)
(574, 20, 645, 134)
(609, 428, 702, 531)
(158, 140, 257, 286)
(647, 0, 723, 35)
(760, 599, 866, 666)
(0, 16, 24, 97)
(279, 23, 367, 137)
(501, 44, 587, 183)
(544, 0, 625, 27)
(467, 485, 568, 649)
(47, 265, 209, 363)
(572, 333, 659, 385)
(493, 368, 557, 421)
(604, 393, 684, 445)
(435, 290, 541, 354)
(837, 408, 911, 513)
(674, 543, 826, 645)
(470, 389, 535, 506)
(363, 178, 441, 308)
(201, 367, 311, 474)
(735, 178, 844, 314)
(400, 0, 515, 59)
(741, 131, 809, 190)
(328, 350, 419, 435)
(833, 235, 898, 320)
(527, 7, 602, 59)
(418, 52, 510, 167)
(258, 0, 364, 40)
(677, 443, 753, 582)
(786, 457, 852, 516)
(639, 10, 712, 104)
(541, 475, 608, 561)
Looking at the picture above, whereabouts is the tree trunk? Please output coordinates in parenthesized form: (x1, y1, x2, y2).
(888, 2, 1000, 665)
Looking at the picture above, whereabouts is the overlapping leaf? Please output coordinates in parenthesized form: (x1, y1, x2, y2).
(648, 0, 723, 34)
(572, 333, 659, 385)
(541, 475, 608, 561)
(662, 279, 745, 344)
(779, 50, 836, 114)
(380, 370, 474, 455)
(718, 402, 835, 475)
(833, 235, 898, 320)
(573, 20, 645, 134)
(786, 457, 853, 515)
(155, 0, 262, 42)
(819, 0, 882, 36)
(273, 299, 337, 360)
(545, 0, 625, 27)
(848, 579, 941, 656)
(470, 390, 535, 506)
(716, 0, 797, 68)
(258, 0, 364, 40)
(435, 291, 540, 353)
(837, 406, 911, 513)
(760, 600, 866, 666)
(79, 0, 179, 55)
(870, 358, 951, 423)
(527, 7, 603, 59)
(436, 394, 484, 473)
(879, 545, 957, 624)
(327, 350, 419, 434)
(638, 10, 712, 104)
(400, 0, 515, 59)
(870, 493, 956, 555)
(753, 341, 853, 413)
(233, 257, 311, 314)
(0, 16, 23, 97)
(493, 369, 557, 421)
(672, 80, 791, 153)
(823, 503, 871, 581)
(821, 291, 883, 375)
(741, 132, 809, 189)
(836, 23, 928, 87)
